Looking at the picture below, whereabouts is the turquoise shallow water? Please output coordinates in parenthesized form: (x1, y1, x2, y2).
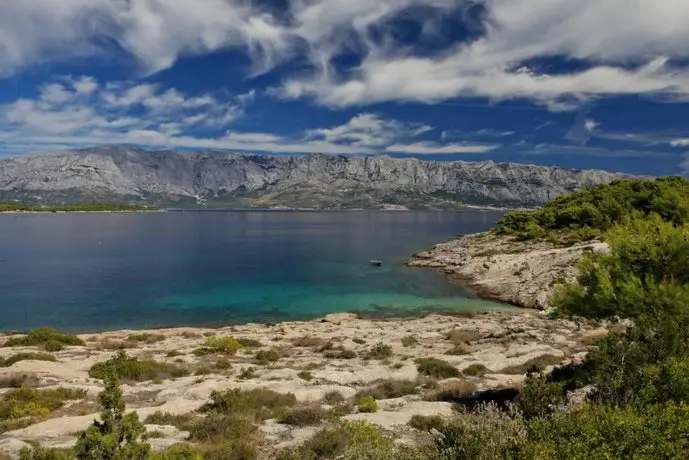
(0, 210, 510, 332)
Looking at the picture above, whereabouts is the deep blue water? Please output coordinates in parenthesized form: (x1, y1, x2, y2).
(0, 211, 509, 332)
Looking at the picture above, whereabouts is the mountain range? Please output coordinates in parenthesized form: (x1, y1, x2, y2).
(0, 147, 623, 209)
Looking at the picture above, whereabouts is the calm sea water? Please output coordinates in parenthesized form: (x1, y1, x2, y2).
(0, 211, 510, 332)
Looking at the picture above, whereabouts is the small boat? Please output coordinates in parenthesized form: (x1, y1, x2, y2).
(370, 260, 383, 267)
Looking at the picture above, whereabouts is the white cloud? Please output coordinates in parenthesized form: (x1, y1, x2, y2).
(307, 113, 432, 148)
(584, 119, 598, 132)
(671, 139, 689, 147)
(3, 0, 689, 110)
(386, 142, 497, 154)
(0, 80, 475, 156)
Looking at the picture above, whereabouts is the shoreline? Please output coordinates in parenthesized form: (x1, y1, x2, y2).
(408, 231, 608, 310)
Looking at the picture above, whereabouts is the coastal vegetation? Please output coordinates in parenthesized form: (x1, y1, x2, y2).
(3, 328, 84, 349)
(0, 203, 153, 212)
(8, 176, 689, 459)
(88, 351, 190, 382)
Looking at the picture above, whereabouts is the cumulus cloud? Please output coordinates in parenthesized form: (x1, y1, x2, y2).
(3, 0, 689, 110)
(671, 139, 689, 147)
(0, 79, 468, 156)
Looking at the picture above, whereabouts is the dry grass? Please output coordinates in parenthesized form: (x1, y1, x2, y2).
(499, 354, 563, 375)
(0, 373, 40, 389)
(462, 363, 489, 377)
(356, 379, 419, 400)
(445, 328, 485, 344)
(291, 336, 327, 348)
(425, 379, 478, 401)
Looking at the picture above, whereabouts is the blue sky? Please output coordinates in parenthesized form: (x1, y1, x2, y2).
(1, 0, 689, 176)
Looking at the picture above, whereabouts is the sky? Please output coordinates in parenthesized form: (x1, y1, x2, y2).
(1, 1, 689, 176)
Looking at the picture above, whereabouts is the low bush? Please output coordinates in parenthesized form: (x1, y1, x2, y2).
(278, 405, 327, 426)
(367, 343, 393, 360)
(0, 387, 86, 422)
(43, 341, 64, 352)
(237, 338, 263, 348)
(408, 414, 445, 431)
(3, 328, 84, 348)
(200, 387, 296, 420)
(500, 354, 563, 375)
(150, 443, 203, 460)
(515, 372, 565, 420)
(297, 371, 314, 381)
(144, 411, 195, 431)
(401, 336, 418, 348)
(323, 348, 357, 360)
(446, 344, 469, 356)
(445, 328, 484, 345)
(88, 351, 190, 382)
(127, 333, 165, 343)
(274, 421, 396, 460)
(462, 363, 489, 377)
(415, 358, 461, 379)
(188, 414, 256, 442)
(0, 373, 39, 389)
(18, 446, 74, 460)
(291, 336, 326, 348)
(356, 379, 418, 400)
(322, 391, 345, 406)
(255, 349, 281, 363)
(0, 352, 57, 367)
(358, 396, 377, 413)
(214, 358, 232, 370)
(424, 379, 477, 401)
(238, 367, 257, 380)
(194, 335, 241, 356)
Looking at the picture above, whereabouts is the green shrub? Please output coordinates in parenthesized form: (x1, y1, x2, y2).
(150, 444, 203, 460)
(297, 370, 314, 381)
(214, 358, 232, 370)
(18, 446, 74, 460)
(291, 336, 326, 348)
(237, 338, 262, 348)
(356, 379, 418, 400)
(408, 414, 445, 431)
(415, 358, 461, 379)
(0, 352, 56, 367)
(73, 372, 150, 460)
(127, 333, 165, 343)
(188, 414, 256, 442)
(424, 379, 477, 401)
(357, 396, 377, 413)
(513, 403, 689, 459)
(0, 373, 39, 389)
(322, 391, 345, 405)
(445, 328, 484, 344)
(500, 354, 563, 375)
(428, 406, 526, 460)
(144, 411, 195, 431)
(43, 341, 64, 352)
(195, 335, 242, 356)
(323, 348, 357, 359)
(88, 351, 189, 382)
(255, 349, 281, 363)
(200, 387, 296, 420)
(401, 336, 418, 348)
(238, 367, 257, 380)
(446, 344, 469, 356)
(462, 363, 489, 377)
(0, 387, 86, 422)
(515, 372, 565, 420)
(3, 328, 84, 348)
(278, 405, 327, 426)
(367, 343, 393, 360)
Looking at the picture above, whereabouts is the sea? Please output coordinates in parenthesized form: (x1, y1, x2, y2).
(0, 210, 512, 333)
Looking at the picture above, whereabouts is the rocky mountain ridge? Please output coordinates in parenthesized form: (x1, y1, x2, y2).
(0, 147, 624, 208)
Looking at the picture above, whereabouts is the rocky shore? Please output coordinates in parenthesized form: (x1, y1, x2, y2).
(0, 311, 615, 458)
(408, 232, 609, 309)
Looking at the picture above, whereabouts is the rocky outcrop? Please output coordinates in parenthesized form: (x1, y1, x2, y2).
(408, 232, 609, 309)
(0, 146, 623, 208)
